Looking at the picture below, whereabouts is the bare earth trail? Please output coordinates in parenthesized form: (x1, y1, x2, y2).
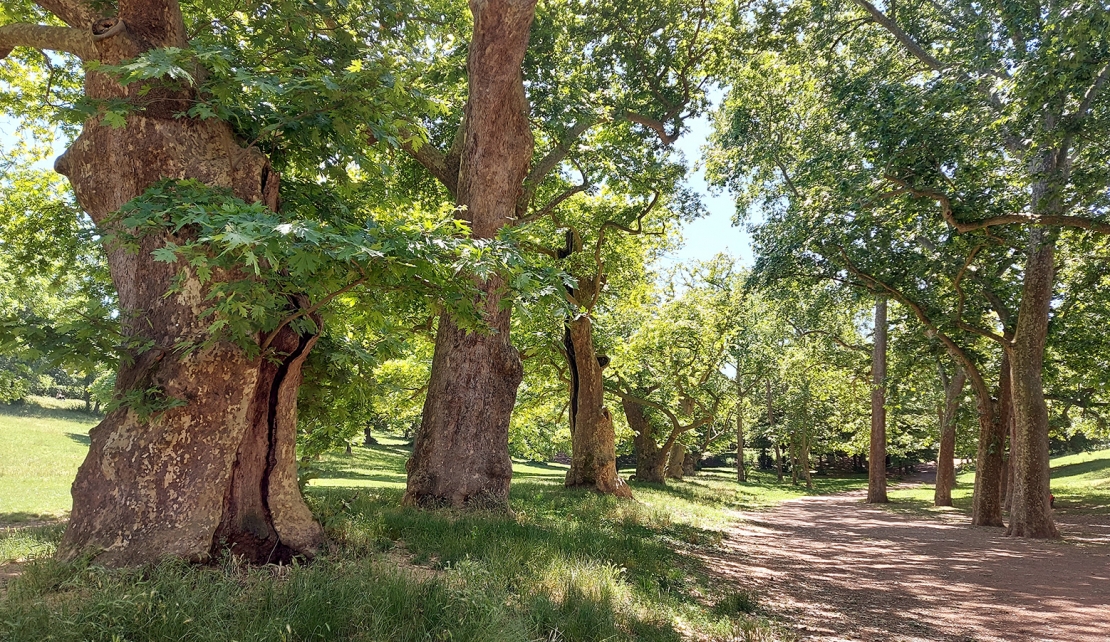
(704, 487, 1110, 642)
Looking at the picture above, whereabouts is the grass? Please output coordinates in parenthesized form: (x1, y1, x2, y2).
(0, 397, 98, 523)
(885, 449, 1110, 517)
(0, 398, 870, 641)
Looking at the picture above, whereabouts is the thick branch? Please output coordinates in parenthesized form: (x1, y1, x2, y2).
(853, 0, 943, 71)
(522, 119, 595, 195)
(398, 127, 458, 197)
(0, 22, 96, 60)
(625, 110, 681, 145)
(884, 176, 1110, 235)
(34, 0, 99, 29)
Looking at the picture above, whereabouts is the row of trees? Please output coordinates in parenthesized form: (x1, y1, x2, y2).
(1, 0, 1107, 568)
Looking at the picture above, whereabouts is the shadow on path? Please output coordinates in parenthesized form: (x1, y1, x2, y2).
(703, 490, 1110, 642)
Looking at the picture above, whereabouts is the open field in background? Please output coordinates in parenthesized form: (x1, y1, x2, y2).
(2, 399, 1109, 640)
(0, 397, 98, 522)
(886, 449, 1110, 518)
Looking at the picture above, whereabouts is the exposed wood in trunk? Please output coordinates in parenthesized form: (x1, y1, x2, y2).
(564, 316, 631, 497)
(55, 1, 320, 565)
(868, 297, 889, 503)
(935, 367, 967, 507)
(403, 0, 537, 509)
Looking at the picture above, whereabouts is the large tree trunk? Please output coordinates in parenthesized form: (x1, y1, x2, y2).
(868, 297, 889, 503)
(666, 443, 686, 480)
(403, 0, 536, 509)
(56, 4, 320, 565)
(564, 317, 631, 496)
(935, 367, 967, 507)
(1006, 226, 1059, 538)
(971, 353, 1010, 527)
(626, 398, 667, 484)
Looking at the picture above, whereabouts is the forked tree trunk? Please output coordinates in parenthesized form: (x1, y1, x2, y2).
(666, 443, 686, 480)
(403, 0, 536, 509)
(935, 367, 967, 507)
(55, 3, 320, 565)
(626, 398, 667, 484)
(971, 353, 1010, 527)
(1006, 226, 1059, 538)
(868, 297, 889, 503)
(564, 317, 631, 496)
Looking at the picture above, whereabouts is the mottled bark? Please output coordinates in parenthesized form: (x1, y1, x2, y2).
(564, 316, 631, 497)
(1006, 226, 1059, 538)
(627, 399, 667, 484)
(56, 2, 320, 565)
(935, 367, 967, 507)
(736, 393, 746, 482)
(971, 353, 1010, 527)
(403, 0, 537, 509)
(682, 450, 696, 476)
(868, 297, 889, 503)
(666, 443, 686, 480)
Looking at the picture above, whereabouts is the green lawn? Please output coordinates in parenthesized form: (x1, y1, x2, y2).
(0, 398, 98, 522)
(0, 399, 865, 641)
(886, 449, 1110, 517)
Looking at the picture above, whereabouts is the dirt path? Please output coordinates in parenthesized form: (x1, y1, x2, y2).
(706, 490, 1110, 642)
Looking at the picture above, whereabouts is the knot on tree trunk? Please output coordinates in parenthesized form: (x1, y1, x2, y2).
(91, 17, 124, 40)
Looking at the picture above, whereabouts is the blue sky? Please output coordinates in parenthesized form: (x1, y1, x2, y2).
(662, 111, 754, 268)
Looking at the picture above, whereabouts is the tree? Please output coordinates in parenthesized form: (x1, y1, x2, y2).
(1, 0, 487, 564)
(868, 297, 889, 502)
(398, 0, 722, 504)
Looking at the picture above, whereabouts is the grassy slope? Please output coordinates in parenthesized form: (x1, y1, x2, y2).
(886, 449, 1110, 516)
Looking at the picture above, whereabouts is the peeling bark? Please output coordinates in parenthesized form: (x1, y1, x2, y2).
(56, 2, 320, 565)
(935, 367, 966, 507)
(1006, 225, 1059, 538)
(666, 442, 686, 480)
(403, 0, 537, 509)
(563, 316, 631, 497)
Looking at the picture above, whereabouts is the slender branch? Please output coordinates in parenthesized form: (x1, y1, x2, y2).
(1074, 60, 1110, 121)
(835, 247, 992, 403)
(261, 277, 368, 352)
(515, 181, 588, 226)
(0, 22, 96, 60)
(521, 119, 596, 195)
